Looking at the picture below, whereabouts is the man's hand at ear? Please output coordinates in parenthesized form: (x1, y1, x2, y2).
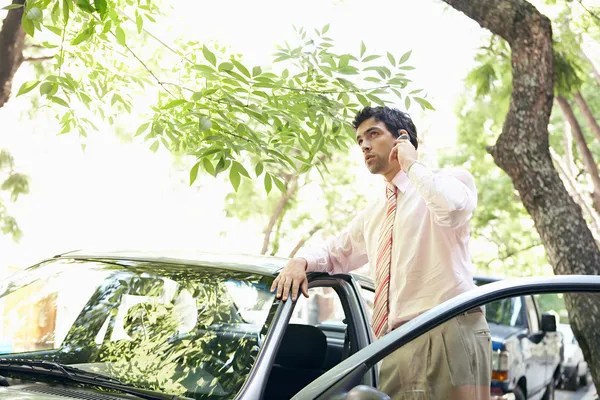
(389, 131, 417, 172)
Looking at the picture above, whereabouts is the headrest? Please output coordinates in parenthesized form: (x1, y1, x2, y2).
(275, 324, 327, 369)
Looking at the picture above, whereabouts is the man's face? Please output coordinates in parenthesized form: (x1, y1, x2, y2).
(356, 117, 400, 176)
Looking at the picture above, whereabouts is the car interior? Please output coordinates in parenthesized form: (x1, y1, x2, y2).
(263, 281, 361, 399)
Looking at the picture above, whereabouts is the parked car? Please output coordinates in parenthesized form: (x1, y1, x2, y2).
(557, 323, 589, 390)
(473, 276, 563, 400)
(0, 250, 596, 400)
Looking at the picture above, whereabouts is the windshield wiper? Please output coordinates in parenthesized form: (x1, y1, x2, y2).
(0, 359, 192, 400)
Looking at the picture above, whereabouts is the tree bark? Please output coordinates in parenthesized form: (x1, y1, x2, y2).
(574, 91, 600, 142)
(0, 0, 26, 108)
(556, 96, 600, 214)
(260, 175, 299, 255)
(442, 0, 600, 388)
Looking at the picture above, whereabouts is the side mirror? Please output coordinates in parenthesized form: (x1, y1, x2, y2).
(344, 385, 391, 400)
(541, 313, 557, 332)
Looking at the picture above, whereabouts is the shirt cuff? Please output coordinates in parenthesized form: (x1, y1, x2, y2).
(297, 253, 318, 272)
(406, 160, 428, 181)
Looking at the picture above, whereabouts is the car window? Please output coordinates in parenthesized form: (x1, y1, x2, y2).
(291, 286, 345, 326)
(358, 285, 374, 322)
(525, 295, 540, 332)
(0, 258, 278, 400)
(484, 296, 526, 327)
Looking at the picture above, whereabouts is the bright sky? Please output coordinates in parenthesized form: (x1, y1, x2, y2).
(0, 0, 485, 272)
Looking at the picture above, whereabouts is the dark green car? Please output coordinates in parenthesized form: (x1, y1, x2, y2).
(0, 250, 595, 400)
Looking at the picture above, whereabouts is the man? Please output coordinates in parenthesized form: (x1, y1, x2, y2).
(271, 106, 491, 399)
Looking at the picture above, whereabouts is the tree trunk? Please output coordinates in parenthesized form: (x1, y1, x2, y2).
(260, 175, 298, 254)
(556, 96, 600, 214)
(442, 0, 600, 388)
(288, 224, 322, 258)
(0, 0, 26, 108)
(574, 91, 600, 142)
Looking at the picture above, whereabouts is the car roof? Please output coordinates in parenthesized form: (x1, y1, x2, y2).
(52, 249, 289, 276)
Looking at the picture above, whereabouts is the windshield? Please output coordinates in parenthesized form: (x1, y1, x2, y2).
(0, 258, 277, 399)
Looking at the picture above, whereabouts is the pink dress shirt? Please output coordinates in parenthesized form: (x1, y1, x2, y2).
(299, 162, 478, 331)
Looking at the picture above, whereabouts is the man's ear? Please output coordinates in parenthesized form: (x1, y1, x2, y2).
(397, 129, 409, 137)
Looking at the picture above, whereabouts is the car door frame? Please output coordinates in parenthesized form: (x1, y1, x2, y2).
(290, 275, 600, 400)
(235, 272, 375, 399)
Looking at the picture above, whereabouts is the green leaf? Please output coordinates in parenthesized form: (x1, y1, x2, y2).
(231, 161, 250, 178)
(218, 62, 234, 72)
(405, 96, 411, 110)
(203, 45, 217, 66)
(76, 0, 95, 13)
(255, 162, 264, 177)
(231, 60, 250, 78)
(3, 4, 24, 10)
(162, 99, 187, 109)
(150, 140, 159, 152)
(272, 176, 286, 193)
(21, 15, 34, 36)
(338, 66, 359, 75)
(199, 117, 212, 132)
(202, 158, 215, 177)
(39, 82, 56, 96)
(71, 28, 93, 45)
(360, 41, 366, 58)
(135, 122, 150, 136)
(46, 26, 62, 35)
(26, 7, 42, 21)
(264, 173, 272, 194)
(414, 97, 435, 110)
(62, 0, 70, 23)
(229, 168, 241, 191)
(115, 26, 126, 46)
(135, 10, 143, 33)
(49, 96, 69, 107)
(252, 66, 262, 77)
(322, 23, 330, 35)
(387, 52, 396, 66)
(16, 80, 40, 97)
(362, 55, 381, 62)
(189, 161, 200, 185)
(94, 0, 107, 14)
(215, 157, 226, 175)
(398, 50, 412, 64)
(398, 65, 415, 70)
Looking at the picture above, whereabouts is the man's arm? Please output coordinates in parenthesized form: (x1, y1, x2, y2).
(391, 133, 477, 229)
(271, 211, 368, 300)
(407, 162, 477, 229)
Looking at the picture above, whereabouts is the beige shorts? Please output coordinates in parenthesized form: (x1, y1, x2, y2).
(378, 311, 491, 400)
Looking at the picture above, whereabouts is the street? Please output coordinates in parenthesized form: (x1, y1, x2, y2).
(557, 377, 597, 400)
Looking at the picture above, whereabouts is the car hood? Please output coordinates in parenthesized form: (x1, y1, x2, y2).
(488, 322, 522, 348)
(0, 384, 130, 399)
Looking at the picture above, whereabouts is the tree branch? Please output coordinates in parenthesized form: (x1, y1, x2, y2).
(576, 0, 600, 23)
(261, 175, 299, 254)
(485, 242, 544, 268)
(23, 56, 53, 62)
(288, 224, 322, 258)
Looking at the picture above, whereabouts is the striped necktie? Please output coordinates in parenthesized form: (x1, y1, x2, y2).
(372, 182, 397, 338)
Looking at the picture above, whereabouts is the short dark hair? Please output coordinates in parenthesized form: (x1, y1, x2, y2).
(352, 106, 418, 150)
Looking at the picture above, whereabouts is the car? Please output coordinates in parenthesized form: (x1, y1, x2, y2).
(557, 323, 589, 390)
(0, 250, 596, 400)
(473, 276, 563, 400)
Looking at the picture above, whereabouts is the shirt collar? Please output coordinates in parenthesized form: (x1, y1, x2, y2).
(389, 170, 410, 193)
